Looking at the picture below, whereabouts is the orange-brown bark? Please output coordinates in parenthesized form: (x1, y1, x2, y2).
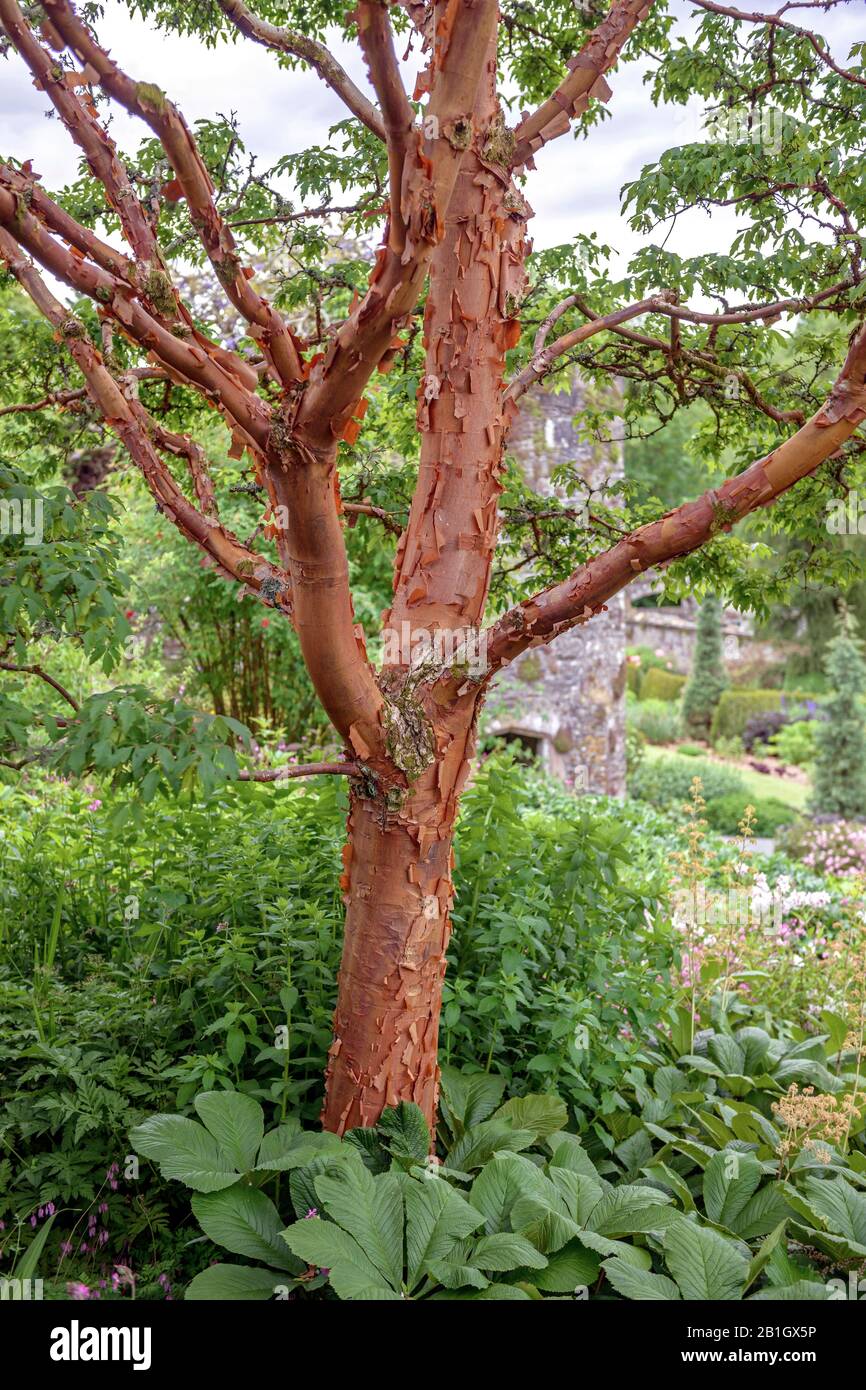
(3, 0, 863, 1142)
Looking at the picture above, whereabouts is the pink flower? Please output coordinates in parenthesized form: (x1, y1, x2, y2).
(67, 1281, 91, 1300)
(87, 799, 102, 811)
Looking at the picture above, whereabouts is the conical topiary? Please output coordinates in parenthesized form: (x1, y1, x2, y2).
(681, 595, 729, 738)
(810, 605, 866, 819)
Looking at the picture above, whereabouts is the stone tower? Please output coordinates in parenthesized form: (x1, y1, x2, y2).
(486, 373, 627, 796)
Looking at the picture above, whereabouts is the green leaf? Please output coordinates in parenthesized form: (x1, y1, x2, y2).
(587, 1183, 675, 1238)
(744, 1220, 788, 1293)
(255, 1125, 342, 1173)
(426, 1258, 489, 1290)
(603, 1256, 682, 1300)
(447, 1119, 537, 1172)
(749, 1280, 836, 1301)
(469, 1152, 553, 1234)
(377, 1101, 430, 1163)
(494, 1093, 568, 1139)
(471, 1232, 547, 1271)
(129, 1114, 239, 1192)
(13, 1213, 57, 1280)
(314, 1161, 404, 1291)
(194, 1091, 264, 1174)
(804, 1175, 866, 1245)
(185, 1264, 285, 1300)
(404, 1178, 484, 1291)
(283, 1215, 394, 1300)
(440, 1067, 506, 1137)
(703, 1149, 762, 1229)
(192, 1185, 302, 1272)
(663, 1220, 749, 1300)
(529, 1239, 601, 1293)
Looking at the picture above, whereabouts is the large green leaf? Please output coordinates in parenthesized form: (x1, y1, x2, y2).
(603, 1256, 682, 1301)
(194, 1091, 264, 1175)
(703, 1149, 762, 1229)
(529, 1239, 601, 1292)
(469, 1152, 552, 1234)
(284, 1216, 399, 1299)
(440, 1067, 507, 1138)
(663, 1220, 749, 1300)
(749, 1280, 836, 1301)
(804, 1175, 866, 1246)
(185, 1264, 285, 1300)
(447, 1119, 536, 1172)
(586, 1184, 675, 1238)
(129, 1114, 239, 1192)
(314, 1161, 404, 1291)
(378, 1102, 430, 1164)
(255, 1125, 342, 1172)
(493, 1094, 568, 1139)
(404, 1178, 483, 1291)
(192, 1186, 302, 1272)
(471, 1232, 547, 1271)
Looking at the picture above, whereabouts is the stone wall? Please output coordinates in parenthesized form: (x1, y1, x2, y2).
(486, 374, 627, 796)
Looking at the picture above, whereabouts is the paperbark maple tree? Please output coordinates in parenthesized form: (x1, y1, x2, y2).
(1, 0, 864, 1133)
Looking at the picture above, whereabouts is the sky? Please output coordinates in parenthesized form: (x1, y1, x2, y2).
(0, 0, 862, 288)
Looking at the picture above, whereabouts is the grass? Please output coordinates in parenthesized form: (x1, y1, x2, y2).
(642, 742, 809, 810)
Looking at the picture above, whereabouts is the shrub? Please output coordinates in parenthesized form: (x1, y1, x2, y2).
(811, 609, 866, 818)
(703, 793, 797, 835)
(625, 644, 676, 697)
(782, 818, 866, 877)
(712, 689, 782, 742)
(676, 742, 704, 757)
(770, 720, 819, 767)
(639, 667, 687, 702)
(625, 724, 646, 775)
(629, 753, 746, 807)
(681, 596, 728, 736)
(627, 697, 680, 745)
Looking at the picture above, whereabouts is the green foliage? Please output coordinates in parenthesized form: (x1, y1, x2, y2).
(125, 1010, 866, 1301)
(770, 720, 819, 768)
(628, 698, 681, 746)
(640, 668, 687, 703)
(681, 597, 729, 737)
(630, 753, 746, 808)
(711, 689, 783, 743)
(811, 609, 866, 819)
(703, 794, 797, 837)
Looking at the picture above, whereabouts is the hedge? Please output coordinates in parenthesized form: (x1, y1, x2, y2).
(703, 793, 798, 835)
(629, 753, 746, 807)
(710, 689, 820, 742)
(639, 667, 687, 702)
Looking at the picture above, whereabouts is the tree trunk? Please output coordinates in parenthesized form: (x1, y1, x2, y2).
(321, 711, 476, 1133)
(322, 41, 529, 1134)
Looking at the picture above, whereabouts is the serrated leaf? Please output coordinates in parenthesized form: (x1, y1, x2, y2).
(663, 1220, 748, 1300)
(193, 1091, 263, 1174)
(129, 1114, 239, 1192)
(192, 1185, 301, 1272)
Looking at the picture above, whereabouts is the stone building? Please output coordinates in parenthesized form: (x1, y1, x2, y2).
(486, 373, 627, 796)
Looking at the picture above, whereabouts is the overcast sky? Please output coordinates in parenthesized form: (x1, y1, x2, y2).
(1, 0, 861, 287)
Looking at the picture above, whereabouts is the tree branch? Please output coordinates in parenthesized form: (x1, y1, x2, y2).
(689, 0, 866, 88)
(238, 760, 360, 782)
(511, 0, 656, 170)
(0, 661, 80, 711)
(214, 0, 387, 139)
(506, 294, 676, 402)
(42, 0, 304, 387)
(0, 229, 291, 613)
(477, 320, 866, 683)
